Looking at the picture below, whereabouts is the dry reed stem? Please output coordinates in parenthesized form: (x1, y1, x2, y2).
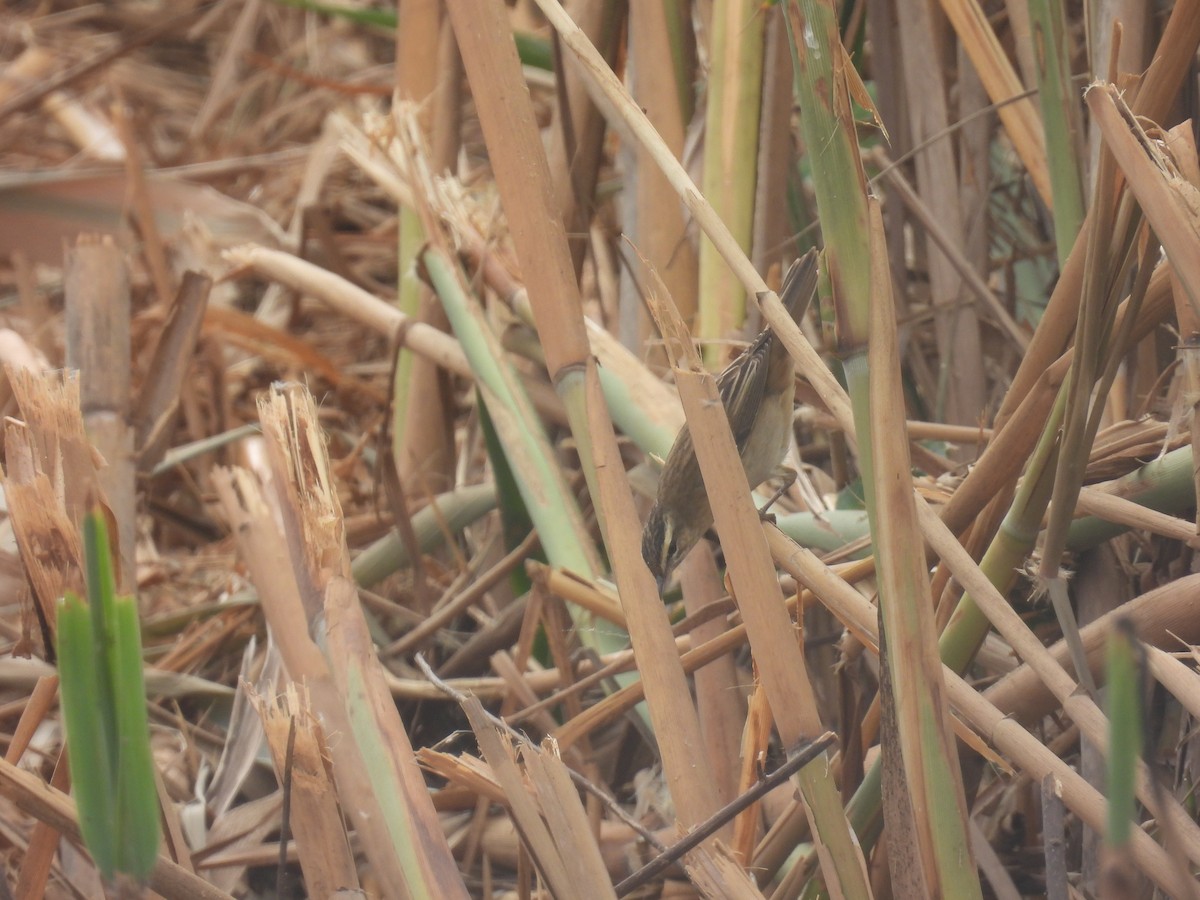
(894, 0, 985, 426)
(1088, 83, 1200, 314)
(260, 385, 469, 895)
(581, 359, 729, 836)
(249, 682, 359, 897)
(678, 549, 743, 810)
(866, 199, 973, 891)
(934, 0, 1051, 205)
(627, 2, 699, 338)
(64, 236, 135, 591)
(461, 693, 618, 898)
(445, 0, 590, 381)
(769, 529, 1199, 899)
(675, 367, 868, 894)
(213, 465, 419, 893)
(5, 2, 1200, 895)
(13, 748, 70, 898)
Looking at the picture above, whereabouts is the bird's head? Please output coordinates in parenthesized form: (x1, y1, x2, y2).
(641, 500, 709, 594)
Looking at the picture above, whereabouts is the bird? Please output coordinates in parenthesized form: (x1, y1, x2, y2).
(641, 251, 819, 593)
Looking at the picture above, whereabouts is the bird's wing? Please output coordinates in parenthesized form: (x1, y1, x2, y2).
(716, 329, 773, 450)
(716, 251, 819, 450)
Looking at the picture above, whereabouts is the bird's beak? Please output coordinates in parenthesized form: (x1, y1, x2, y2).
(654, 573, 666, 596)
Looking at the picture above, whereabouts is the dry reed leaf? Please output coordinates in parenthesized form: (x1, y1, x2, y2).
(458, 693, 619, 898)
(134, 271, 212, 471)
(207, 640, 280, 819)
(416, 748, 506, 805)
(190, 792, 283, 886)
(1088, 83, 1200, 316)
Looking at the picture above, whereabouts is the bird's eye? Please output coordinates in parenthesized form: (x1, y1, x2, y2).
(666, 537, 678, 560)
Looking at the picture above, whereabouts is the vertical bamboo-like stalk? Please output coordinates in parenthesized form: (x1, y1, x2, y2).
(1086, 0, 1150, 188)
(248, 386, 471, 896)
(1100, 621, 1141, 896)
(893, 0, 983, 425)
(678, 551, 743, 807)
(1027, 0, 1085, 265)
(863, 200, 979, 897)
(545, 0, 622, 279)
(447, 0, 728, 848)
(752, 7, 798, 279)
(64, 236, 135, 594)
(787, 0, 979, 893)
(934, 0, 1051, 207)
(1038, 97, 1142, 585)
(789, 0, 942, 888)
(628, 0, 698, 346)
(697, 0, 765, 356)
(786, 3, 871, 348)
(673, 363, 871, 896)
(392, 0, 457, 509)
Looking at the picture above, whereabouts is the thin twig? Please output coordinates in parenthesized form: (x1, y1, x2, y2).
(614, 731, 838, 898)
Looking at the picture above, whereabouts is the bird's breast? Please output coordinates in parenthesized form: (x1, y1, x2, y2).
(738, 387, 793, 488)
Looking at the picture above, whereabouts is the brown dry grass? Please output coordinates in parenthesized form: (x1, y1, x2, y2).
(0, 0, 1199, 898)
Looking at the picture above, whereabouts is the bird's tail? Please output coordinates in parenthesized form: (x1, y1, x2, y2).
(777, 249, 819, 324)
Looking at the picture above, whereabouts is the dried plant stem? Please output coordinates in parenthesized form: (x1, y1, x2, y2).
(770, 529, 1200, 899)
(65, 236, 135, 592)
(531, 0, 855, 432)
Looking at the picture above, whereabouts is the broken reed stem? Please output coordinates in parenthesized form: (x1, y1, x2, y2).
(64, 235, 135, 593)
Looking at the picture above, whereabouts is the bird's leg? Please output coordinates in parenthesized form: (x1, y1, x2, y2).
(756, 466, 797, 522)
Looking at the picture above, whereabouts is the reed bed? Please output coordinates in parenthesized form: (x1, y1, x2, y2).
(0, 0, 1199, 897)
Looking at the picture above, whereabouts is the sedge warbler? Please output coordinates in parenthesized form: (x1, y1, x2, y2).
(641, 251, 818, 592)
